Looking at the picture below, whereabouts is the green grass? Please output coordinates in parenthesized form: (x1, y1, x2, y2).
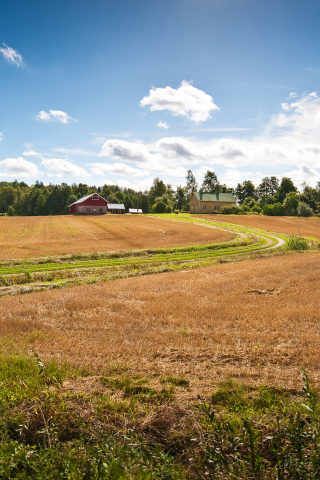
(287, 235, 310, 250)
(1, 350, 320, 478)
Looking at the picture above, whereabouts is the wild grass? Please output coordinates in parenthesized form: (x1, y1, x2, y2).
(286, 234, 310, 250)
(0, 349, 320, 478)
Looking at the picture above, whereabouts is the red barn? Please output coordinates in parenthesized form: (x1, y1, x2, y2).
(68, 193, 108, 214)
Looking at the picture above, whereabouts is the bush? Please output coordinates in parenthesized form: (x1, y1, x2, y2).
(251, 204, 262, 213)
(238, 204, 251, 214)
(286, 235, 309, 250)
(297, 201, 314, 217)
(262, 202, 285, 216)
(222, 205, 239, 215)
(152, 201, 166, 214)
(164, 205, 172, 213)
(174, 209, 179, 214)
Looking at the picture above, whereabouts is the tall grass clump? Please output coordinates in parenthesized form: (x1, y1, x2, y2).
(286, 235, 309, 250)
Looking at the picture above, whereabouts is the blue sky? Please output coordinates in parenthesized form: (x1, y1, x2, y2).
(1, 0, 320, 190)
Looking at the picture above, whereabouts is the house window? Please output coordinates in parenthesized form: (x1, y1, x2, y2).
(87, 208, 91, 212)
(92, 196, 99, 200)
(196, 206, 198, 210)
(193, 198, 196, 202)
(203, 205, 206, 210)
(215, 205, 219, 210)
(93, 208, 96, 212)
(112, 209, 115, 214)
(191, 206, 193, 210)
(99, 208, 103, 212)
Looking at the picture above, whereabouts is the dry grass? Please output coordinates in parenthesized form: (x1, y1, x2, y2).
(196, 214, 320, 238)
(1, 251, 320, 403)
(0, 215, 233, 260)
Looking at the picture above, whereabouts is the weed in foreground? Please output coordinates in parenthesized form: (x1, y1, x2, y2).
(286, 235, 310, 250)
(2, 351, 320, 478)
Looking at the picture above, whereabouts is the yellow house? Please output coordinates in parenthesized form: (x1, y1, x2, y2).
(189, 191, 237, 214)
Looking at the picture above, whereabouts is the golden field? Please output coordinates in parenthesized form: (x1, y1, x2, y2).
(196, 214, 320, 238)
(0, 215, 233, 260)
(1, 251, 320, 402)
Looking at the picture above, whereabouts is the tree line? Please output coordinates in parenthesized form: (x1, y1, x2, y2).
(0, 170, 319, 216)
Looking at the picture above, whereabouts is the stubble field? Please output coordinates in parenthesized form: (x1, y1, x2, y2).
(2, 251, 320, 402)
(195, 214, 320, 238)
(0, 214, 234, 260)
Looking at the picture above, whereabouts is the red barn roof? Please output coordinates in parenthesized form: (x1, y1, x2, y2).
(68, 193, 107, 207)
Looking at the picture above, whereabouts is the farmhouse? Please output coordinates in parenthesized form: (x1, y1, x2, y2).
(189, 191, 237, 214)
(68, 193, 108, 214)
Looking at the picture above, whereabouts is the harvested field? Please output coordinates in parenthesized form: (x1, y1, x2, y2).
(0, 215, 233, 260)
(196, 214, 320, 238)
(2, 251, 320, 403)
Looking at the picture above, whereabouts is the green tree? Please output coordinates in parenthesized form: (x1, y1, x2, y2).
(235, 180, 256, 204)
(275, 177, 297, 204)
(283, 192, 300, 215)
(149, 178, 167, 206)
(201, 170, 219, 192)
(258, 176, 279, 197)
(185, 170, 198, 200)
(175, 186, 187, 211)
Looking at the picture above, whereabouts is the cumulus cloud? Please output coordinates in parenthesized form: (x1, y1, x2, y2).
(284, 164, 320, 187)
(140, 80, 219, 123)
(36, 110, 78, 124)
(40, 158, 89, 178)
(157, 121, 170, 129)
(100, 139, 152, 163)
(97, 92, 320, 187)
(0, 132, 3, 141)
(289, 92, 297, 99)
(23, 150, 40, 156)
(0, 157, 40, 177)
(0, 43, 23, 66)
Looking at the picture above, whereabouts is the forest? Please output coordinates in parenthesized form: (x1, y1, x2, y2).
(0, 170, 320, 216)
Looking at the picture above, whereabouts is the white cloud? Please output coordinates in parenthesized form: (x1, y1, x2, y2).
(23, 150, 40, 156)
(40, 158, 90, 178)
(140, 80, 219, 123)
(0, 132, 3, 141)
(284, 164, 320, 188)
(96, 92, 320, 187)
(289, 92, 297, 99)
(157, 121, 170, 130)
(0, 43, 23, 66)
(100, 139, 152, 163)
(36, 110, 78, 124)
(0, 157, 40, 177)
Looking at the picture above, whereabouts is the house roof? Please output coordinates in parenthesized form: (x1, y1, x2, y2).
(108, 203, 125, 209)
(68, 193, 107, 207)
(192, 192, 236, 203)
(129, 208, 143, 213)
